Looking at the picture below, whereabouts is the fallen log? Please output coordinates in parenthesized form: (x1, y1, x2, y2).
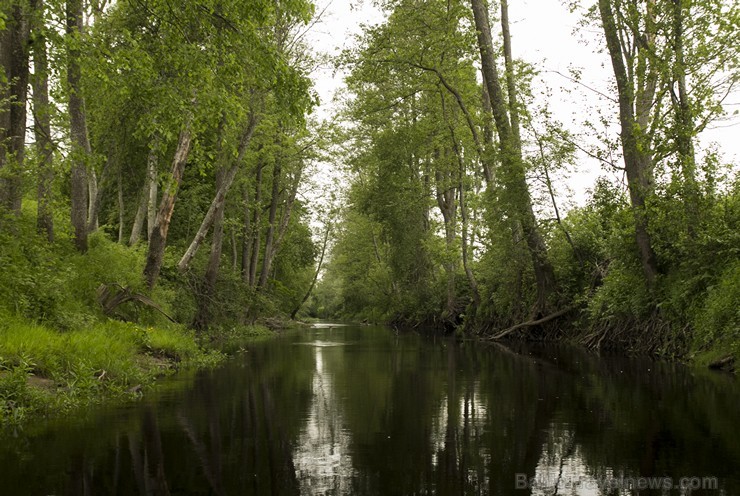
(489, 306, 575, 340)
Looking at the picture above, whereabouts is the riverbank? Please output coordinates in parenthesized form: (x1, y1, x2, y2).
(0, 314, 294, 426)
(0, 210, 310, 428)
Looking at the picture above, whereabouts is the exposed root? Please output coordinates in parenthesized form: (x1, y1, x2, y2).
(578, 312, 689, 357)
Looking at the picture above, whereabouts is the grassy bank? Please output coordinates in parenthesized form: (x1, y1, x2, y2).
(0, 210, 288, 427)
(0, 314, 216, 425)
(0, 313, 287, 426)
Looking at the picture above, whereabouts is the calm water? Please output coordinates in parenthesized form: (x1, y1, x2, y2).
(1, 324, 739, 495)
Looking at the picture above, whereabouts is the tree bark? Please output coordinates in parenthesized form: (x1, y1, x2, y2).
(192, 168, 228, 332)
(146, 142, 159, 239)
(290, 222, 331, 320)
(143, 121, 193, 289)
(66, 0, 90, 252)
(129, 143, 157, 245)
(190, 114, 260, 330)
(248, 159, 265, 287)
(177, 112, 258, 272)
(87, 152, 113, 232)
(30, 0, 54, 240)
(598, 0, 660, 287)
(500, 0, 521, 149)
(240, 183, 251, 282)
(259, 161, 303, 290)
(671, 0, 699, 238)
(257, 156, 282, 289)
(441, 90, 481, 310)
(0, 1, 30, 214)
(87, 168, 98, 230)
(273, 164, 303, 256)
(470, 0, 557, 313)
(434, 155, 458, 318)
(117, 168, 124, 243)
(129, 182, 148, 245)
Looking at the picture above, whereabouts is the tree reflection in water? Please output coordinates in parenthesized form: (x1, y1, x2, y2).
(0, 325, 739, 495)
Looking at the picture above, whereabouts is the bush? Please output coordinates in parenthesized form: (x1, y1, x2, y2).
(692, 261, 740, 353)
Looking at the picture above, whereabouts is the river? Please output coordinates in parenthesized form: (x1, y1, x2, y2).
(1, 323, 738, 495)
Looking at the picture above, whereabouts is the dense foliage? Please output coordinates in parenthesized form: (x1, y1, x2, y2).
(307, 0, 739, 362)
(0, 0, 324, 331)
(1, 0, 738, 423)
(0, 0, 330, 421)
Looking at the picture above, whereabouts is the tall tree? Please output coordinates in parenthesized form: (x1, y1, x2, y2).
(66, 0, 91, 252)
(0, 0, 30, 214)
(30, 0, 54, 241)
(470, 0, 557, 314)
(597, 0, 660, 286)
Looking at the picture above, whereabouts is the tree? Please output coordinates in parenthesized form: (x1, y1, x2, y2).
(66, 0, 91, 252)
(0, 0, 30, 215)
(30, 0, 54, 241)
(469, 0, 557, 314)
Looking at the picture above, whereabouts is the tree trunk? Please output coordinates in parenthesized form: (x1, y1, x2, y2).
(129, 183, 148, 245)
(257, 155, 281, 289)
(291, 222, 331, 320)
(230, 229, 237, 271)
(87, 153, 113, 232)
(30, 0, 54, 240)
(470, 0, 557, 313)
(190, 114, 260, 331)
(273, 164, 303, 255)
(598, 0, 660, 287)
(143, 121, 193, 289)
(248, 160, 265, 287)
(129, 143, 157, 245)
(146, 142, 159, 240)
(500, 0, 522, 149)
(259, 161, 303, 290)
(671, 0, 699, 238)
(435, 162, 457, 319)
(117, 168, 124, 243)
(66, 0, 90, 252)
(441, 89, 481, 310)
(0, 1, 30, 215)
(87, 168, 98, 231)
(241, 183, 251, 282)
(177, 113, 258, 272)
(192, 168, 227, 332)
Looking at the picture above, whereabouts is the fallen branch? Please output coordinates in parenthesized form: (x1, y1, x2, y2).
(97, 283, 177, 323)
(489, 306, 575, 340)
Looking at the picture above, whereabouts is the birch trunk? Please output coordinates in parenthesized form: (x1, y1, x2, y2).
(143, 121, 193, 289)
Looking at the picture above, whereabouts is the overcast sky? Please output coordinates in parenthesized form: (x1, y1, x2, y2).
(303, 0, 739, 210)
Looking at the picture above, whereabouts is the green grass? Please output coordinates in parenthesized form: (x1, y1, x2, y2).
(0, 313, 223, 425)
(207, 324, 276, 354)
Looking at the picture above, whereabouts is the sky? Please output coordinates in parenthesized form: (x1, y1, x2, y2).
(302, 0, 739, 212)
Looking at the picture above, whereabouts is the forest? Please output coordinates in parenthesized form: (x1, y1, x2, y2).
(308, 0, 739, 364)
(0, 0, 738, 422)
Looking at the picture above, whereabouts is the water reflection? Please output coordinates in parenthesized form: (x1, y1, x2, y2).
(294, 345, 355, 494)
(0, 326, 738, 495)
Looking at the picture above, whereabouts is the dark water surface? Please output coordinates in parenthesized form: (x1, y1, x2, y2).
(1, 324, 739, 495)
